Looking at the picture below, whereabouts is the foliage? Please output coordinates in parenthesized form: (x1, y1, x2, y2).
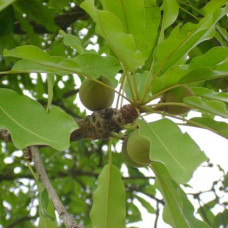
(0, 0, 227, 227)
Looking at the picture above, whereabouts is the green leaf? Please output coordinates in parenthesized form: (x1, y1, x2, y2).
(137, 119, 207, 184)
(188, 117, 228, 139)
(151, 65, 186, 95)
(3, 45, 121, 79)
(197, 199, 216, 225)
(142, 0, 161, 60)
(179, 67, 228, 84)
(47, 74, 55, 111)
(192, 87, 228, 103)
(159, 0, 179, 41)
(153, 162, 210, 228)
(184, 97, 228, 118)
(90, 164, 126, 228)
(154, 4, 227, 74)
(213, 209, 228, 228)
(202, 0, 227, 15)
(48, 0, 69, 10)
(13, 5, 41, 46)
(125, 71, 150, 100)
(189, 47, 228, 70)
(127, 203, 142, 223)
(0, 89, 77, 150)
(14, 0, 58, 32)
(39, 189, 55, 221)
(60, 31, 86, 54)
(4, 45, 51, 62)
(37, 181, 58, 228)
(152, 66, 228, 96)
(151, 46, 228, 95)
(101, 0, 147, 57)
(135, 195, 155, 214)
(0, 0, 16, 12)
(81, 0, 144, 71)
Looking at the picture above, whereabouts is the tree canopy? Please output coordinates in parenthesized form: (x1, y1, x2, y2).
(0, 0, 227, 228)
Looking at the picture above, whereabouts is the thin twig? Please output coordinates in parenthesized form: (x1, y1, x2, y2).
(30, 146, 83, 228)
(154, 202, 160, 228)
(6, 215, 36, 228)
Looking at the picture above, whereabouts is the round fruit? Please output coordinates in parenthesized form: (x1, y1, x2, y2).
(79, 76, 115, 111)
(161, 86, 194, 115)
(122, 130, 151, 167)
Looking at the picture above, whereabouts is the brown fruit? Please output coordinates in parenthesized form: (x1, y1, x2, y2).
(79, 76, 115, 111)
(122, 130, 151, 167)
(161, 86, 194, 115)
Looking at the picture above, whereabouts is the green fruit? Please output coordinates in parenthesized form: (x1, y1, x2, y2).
(122, 130, 151, 167)
(79, 76, 115, 111)
(161, 86, 194, 115)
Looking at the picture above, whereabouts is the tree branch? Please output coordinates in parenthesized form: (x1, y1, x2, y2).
(0, 169, 155, 182)
(71, 104, 138, 140)
(154, 202, 160, 228)
(14, 6, 88, 34)
(6, 216, 36, 228)
(30, 146, 83, 228)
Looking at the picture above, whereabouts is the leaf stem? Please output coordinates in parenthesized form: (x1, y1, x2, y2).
(125, 70, 136, 103)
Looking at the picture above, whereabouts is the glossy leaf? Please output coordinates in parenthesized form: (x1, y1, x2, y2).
(152, 66, 228, 95)
(14, 0, 58, 32)
(153, 162, 210, 228)
(188, 117, 228, 139)
(60, 31, 86, 54)
(0, 89, 77, 150)
(81, 0, 144, 71)
(135, 195, 155, 214)
(154, 3, 227, 74)
(125, 71, 150, 100)
(37, 181, 58, 228)
(143, 0, 161, 60)
(100, 0, 151, 59)
(47, 74, 55, 111)
(192, 87, 228, 103)
(189, 47, 228, 70)
(90, 164, 126, 228)
(184, 97, 228, 118)
(159, 0, 179, 41)
(179, 67, 228, 84)
(101, 0, 144, 47)
(151, 46, 228, 95)
(137, 119, 207, 184)
(3, 45, 121, 79)
(13, 5, 41, 46)
(0, 0, 16, 12)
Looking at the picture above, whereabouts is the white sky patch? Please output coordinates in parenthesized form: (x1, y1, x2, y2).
(12, 150, 23, 157)
(58, 80, 64, 89)
(3, 157, 14, 164)
(23, 89, 36, 100)
(90, 35, 98, 43)
(86, 43, 99, 52)
(14, 167, 22, 174)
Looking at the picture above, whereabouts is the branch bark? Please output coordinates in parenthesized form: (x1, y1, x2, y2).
(14, 6, 88, 34)
(71, 104, 138, 140)
(6, 216, 36, 228)
(30, 146, 83, 228)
